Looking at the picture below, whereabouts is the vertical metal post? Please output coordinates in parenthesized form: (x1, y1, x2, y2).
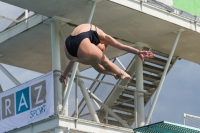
(106, 111, 108, 124)
(195, 16, 197, 31)
(57, 23, 74, 113)
(183, 113, 186, 125)
(88, 1, 97, 24)
(75, 75, 78, 118)
(0, 84, 3, 92)
(58, 22, 80, 116)
(76, 70, 100, 123)
(51, 20, 61, 70)
(135, 54, 145, 127)
(134, 91, 138, 128)
(51, 20, 62, 114)
(25, 10, 28, 23)
(0, 64, 20, 85)
(146, 29, 183, 125)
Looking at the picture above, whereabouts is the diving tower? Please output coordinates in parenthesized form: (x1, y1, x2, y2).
(0, 0, 200, 133)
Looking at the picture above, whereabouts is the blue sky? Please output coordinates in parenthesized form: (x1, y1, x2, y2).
(152, 59, 200, 124)
(1, 1, 200, 126)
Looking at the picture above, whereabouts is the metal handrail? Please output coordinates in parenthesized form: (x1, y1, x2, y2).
(147, 0, 200, 22)
(0, 14, 38, 34)
(56, 70, 150, 94)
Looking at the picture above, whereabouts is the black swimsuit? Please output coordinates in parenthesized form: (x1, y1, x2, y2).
(65, 24, 100, 57)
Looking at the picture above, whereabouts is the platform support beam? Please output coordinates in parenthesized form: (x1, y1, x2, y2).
(51, 20, 62, 114)
(146, 29, 184, 125)
(135, 46, 145, 127)
(0, 64, 21, 86)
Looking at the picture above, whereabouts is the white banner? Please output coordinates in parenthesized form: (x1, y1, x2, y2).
(0, 71, 54, 133)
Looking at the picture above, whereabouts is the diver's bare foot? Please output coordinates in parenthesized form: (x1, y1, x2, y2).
(113, 74, 120, 80)
(118, 71, 131, 79)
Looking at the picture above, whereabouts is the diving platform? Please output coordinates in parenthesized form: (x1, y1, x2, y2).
(0, 0, 200, 133)
(133, 121, 200, 133)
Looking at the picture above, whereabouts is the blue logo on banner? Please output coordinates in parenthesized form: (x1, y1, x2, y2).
(16, 87, 30, 114)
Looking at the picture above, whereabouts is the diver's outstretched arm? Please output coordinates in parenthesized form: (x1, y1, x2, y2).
(96, 27, 155, 62)
(59, 60, 75, 86)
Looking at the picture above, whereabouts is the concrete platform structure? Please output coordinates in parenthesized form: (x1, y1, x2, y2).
(0, 0, 200, 73)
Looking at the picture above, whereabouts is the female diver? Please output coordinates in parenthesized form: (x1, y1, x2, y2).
(59, 24, 155, 86)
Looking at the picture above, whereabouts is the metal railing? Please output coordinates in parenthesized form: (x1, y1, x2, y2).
(0, 13, 37, 33)
(147, 0, 200, 22)
(184, 113, 200, 129)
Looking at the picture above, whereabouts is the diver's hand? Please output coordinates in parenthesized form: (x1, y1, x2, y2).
(59, 75, 67, 86)
(138, 51, 155, 63)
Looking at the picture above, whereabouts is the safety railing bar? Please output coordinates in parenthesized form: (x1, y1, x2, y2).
(56, 70, 150, 94)
(110, 98, 134, 108)
(76, 75, 149, 94)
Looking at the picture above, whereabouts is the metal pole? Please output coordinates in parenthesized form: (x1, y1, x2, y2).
(146, 29, 183, 125)
(58, 23, 66, 44)
(0, 15, 19, 23)
(93, 98, 101, 109)
(88, 90, 130, 128)
(75, 76, 78, 118)
(51, 20, 61, 70)
(87, 1, 97, 23)
(116, 57, 126, 70)
(134, 91, 138, 128)
(76, 70, 100, 123)
(0, 84, 3, 92)
(0, 64, 20, 85)
(75, 77, 78, 130)
(58, 23, 71, 115)
(106, 111, 108, 124)
(25, 10, 28, 23)
(57, 22, 69, 116)
(183, 113, 186, 125)
(135, 54, 145, 127)
(61, 63, 79, 115)
(51, 20, 62, 114)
